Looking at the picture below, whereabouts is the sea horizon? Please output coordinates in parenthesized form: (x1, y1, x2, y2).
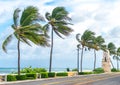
(0, 67, 93, 74)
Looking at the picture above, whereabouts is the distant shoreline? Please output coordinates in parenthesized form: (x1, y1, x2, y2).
(0, 67, 93, 74)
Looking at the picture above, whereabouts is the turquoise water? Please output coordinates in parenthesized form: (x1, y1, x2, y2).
(0, 68, 92, 74)
(0, 68, 17, 74)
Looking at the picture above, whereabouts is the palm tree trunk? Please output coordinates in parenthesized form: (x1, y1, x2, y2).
(77, 48, 80, 74)
(117, 59, 119, 70)
(93, 50, 96, 70)
(110, 58, 115, 69)
(49, 28, 54, 72)
(80, 47, 84, 72)
(17, 40, 20, 75)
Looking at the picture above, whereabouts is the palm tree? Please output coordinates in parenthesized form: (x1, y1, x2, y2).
(92, 36, 105, 70)
(76, 44, 81, 74)
(76, 30, 95, 72)
(107, 42, 116, 69)
(2, 6, 49, 75)
(113, 47, 120, 70)
(45, 7, 73, 72)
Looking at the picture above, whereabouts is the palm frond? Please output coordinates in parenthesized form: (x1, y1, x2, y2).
(55, 21, 73, 25)
(23, 31, 49, 46)
(13, 8, 21, 27)
(52, 7, 71, 21)
(91, 35, 105, 51)
(22, 32, 39, 45)
(117, 47, 120, 53)
(95, 36, 105, 45)
(2, 34, 13, 53)
(43, 24, 49, 32)
(100, 44, 107, 51)
(20, 37, 32, 46)
(77, 44, 81, 49)
(53, 28, 64, 39)
(81, 30, 95, 41)
(20, 6, 44, 26)
(11, 24, 17, 30)
(42, 24, 50, 38)
(76, 33, 81, 42)
(14, 32, 19, 40)
(108, 42, 116, 55)
(37, 35, 50, 47)
(56, 25, 73, 36)
(45, 12, 51, 21)
(19, 23, 42, 32)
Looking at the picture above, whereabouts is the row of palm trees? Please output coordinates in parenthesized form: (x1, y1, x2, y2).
(108, 43, 120, 70)
(76, 30, 120, 73)
(2, 6, 73, 75)
(2, 5, 120, 76)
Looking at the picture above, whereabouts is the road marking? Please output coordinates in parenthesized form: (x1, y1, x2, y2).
(42, 73, 120, 85)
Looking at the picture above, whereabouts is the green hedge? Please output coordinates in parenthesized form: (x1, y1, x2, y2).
(111, 68, 119, 72)
(93, 68, 104, 74)
(7, 75, 16, 81)
(41, 72, 48, 78)
(16, 75, 26, 80)
(56, 72, 68, 76)
(48, 72, 55, 77)
(79, 72, 93, 75)
(26, 73, 37, 79)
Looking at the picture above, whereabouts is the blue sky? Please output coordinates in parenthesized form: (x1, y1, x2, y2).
(0, 0, 120, 71)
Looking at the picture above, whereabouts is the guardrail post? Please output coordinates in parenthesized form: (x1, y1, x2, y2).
(5, 75, 7, 82)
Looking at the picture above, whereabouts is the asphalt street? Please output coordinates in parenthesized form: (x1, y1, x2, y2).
(1, 73, 120, 85)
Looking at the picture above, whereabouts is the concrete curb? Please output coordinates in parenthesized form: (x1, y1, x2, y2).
(0, 72, 119, 84)
(0, 76, 72, 84)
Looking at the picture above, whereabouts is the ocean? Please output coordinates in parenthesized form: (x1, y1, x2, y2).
(0, 68, 17, 74)
(0, 68, 92, 74)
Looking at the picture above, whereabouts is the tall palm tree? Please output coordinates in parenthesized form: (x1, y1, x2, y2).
(76, 44, 81, 74)
(76, 30, 95, 72)
(2, 6, 49, 75)
(92, 36, 105, 70)
(113, 47, 120, 70)
(107, 42, 116, 69)
(45, 7, 73, 72)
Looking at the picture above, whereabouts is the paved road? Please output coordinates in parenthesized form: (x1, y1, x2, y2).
(1, 73, 120, 85)
(83, 76, 120, 85)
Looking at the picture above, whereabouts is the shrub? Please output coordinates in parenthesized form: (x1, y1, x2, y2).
(7, 75, 16, 81)
(16, 75, 26, 80)
(111, 68, 118, 72)
(78, 72, 84, 75)
(33, 68, 47, 73)
(41, 72, 48, 78)
(93, 68, 104, 74)
(56, 72, 68, 77)
(21, 66, 47, 73)
(72, 68, 78, 71)
(21, 66, 33, 73)
(26, 73, 37, 79)
(48, 72, 55, 77)
(78, 72, 93, 75)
